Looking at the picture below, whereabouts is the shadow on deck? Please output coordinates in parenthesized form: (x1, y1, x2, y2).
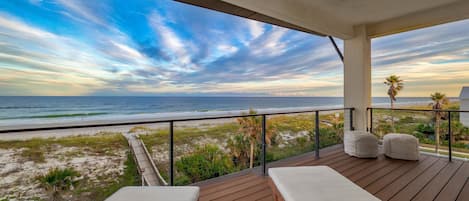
(193, 144, 469, 201)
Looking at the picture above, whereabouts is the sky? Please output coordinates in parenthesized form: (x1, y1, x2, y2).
(0, 0, 468, 97)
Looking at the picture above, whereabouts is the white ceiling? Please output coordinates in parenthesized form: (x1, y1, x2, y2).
(299, 0, 461, 25)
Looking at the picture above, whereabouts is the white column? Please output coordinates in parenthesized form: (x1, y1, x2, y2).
(344, 25, 371, 131)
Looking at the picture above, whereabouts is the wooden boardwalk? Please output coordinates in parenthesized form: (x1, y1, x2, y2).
(194, 145, 469, 201)
(124, 133, 164, 186)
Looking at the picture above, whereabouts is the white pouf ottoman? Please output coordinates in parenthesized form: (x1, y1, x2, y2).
(344, 131, 379, 158)
(383, 133, 419, 160)
(105, 186, 200, 201)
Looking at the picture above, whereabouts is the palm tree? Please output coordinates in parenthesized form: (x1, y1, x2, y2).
(226, 134, 250, 167)
(384, 75, 404, 128)
(37, 167, 80, 201)
(236, 109, 274, 168)
(429, 92, 449, 153)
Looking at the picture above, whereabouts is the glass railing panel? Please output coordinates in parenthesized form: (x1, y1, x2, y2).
(446, 111, 469, 160)
(318, 111, 345, 149)
(171, 118, 243, 186)
(266, 112, 315, 162)
(369, 109, 469, 157)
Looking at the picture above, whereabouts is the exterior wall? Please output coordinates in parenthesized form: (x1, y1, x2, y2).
(461, 99, 469, 127)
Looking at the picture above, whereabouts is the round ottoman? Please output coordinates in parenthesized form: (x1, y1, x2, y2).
(383, 133, 419, 160)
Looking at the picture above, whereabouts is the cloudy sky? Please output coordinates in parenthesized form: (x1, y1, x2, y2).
(0, 0, 468, 97)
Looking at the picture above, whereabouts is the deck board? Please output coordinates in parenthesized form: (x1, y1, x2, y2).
(456, 178, 469, 201)
(412, 160, 463, 201)
(195, 145, 469, 201)
(389, 159, 448, 201)
(435, 162, 469, 201)
(366, 155, 429, 194)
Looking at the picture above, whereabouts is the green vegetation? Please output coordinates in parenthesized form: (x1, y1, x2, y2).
(236, 109, 275, 168)
(175, 144, 234, 185)
(0, 132, 127, 154)
(37, 167, 81, 201)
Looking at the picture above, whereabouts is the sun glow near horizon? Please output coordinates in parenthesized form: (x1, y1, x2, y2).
(0, 0, 468, 97)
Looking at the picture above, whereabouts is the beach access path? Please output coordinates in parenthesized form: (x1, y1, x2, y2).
(124, 133, 166, 186)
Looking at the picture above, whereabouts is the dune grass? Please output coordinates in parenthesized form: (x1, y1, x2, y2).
(82, 151, 140, 201)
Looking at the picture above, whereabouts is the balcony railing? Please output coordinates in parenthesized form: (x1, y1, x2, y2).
(367, 107, 469, 162)
(0, 107, 354, 186)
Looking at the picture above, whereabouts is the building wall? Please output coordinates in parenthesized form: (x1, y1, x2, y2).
(462, 99, 469, 127)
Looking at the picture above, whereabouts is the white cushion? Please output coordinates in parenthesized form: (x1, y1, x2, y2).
(384, 133, 419, 160)
(105, 186, 200, 201)
(269, 166, 379, 201)
(344, 131, 379, 158)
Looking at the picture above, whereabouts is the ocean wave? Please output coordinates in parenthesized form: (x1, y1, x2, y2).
(0, 106, 49, 109)
(0, 112, 108, 120)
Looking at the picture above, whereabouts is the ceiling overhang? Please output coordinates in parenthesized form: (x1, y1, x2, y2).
(175, 0, 469, 39)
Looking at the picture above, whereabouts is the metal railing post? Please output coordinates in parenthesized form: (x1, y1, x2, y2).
(315, 111, 320, 159)
(261, 115, 267, 175)
(169, 121, 174, 186)
(448, 111, 452, 162)
(349, 108, 354, 131)
(369, 108, 373, 134)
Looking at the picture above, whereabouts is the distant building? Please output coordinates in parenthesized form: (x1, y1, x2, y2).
(460, 87, 469, 127)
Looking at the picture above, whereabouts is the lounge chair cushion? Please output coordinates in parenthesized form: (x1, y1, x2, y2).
(384, 133, 419, 160)
(268, 166, 380, 201)
(105, 186, 200, 201)
(344, 131, 379, 158)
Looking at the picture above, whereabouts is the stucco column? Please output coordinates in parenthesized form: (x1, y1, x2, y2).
(344, 25, 371, 131)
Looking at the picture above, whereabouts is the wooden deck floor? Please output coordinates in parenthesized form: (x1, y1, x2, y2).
(194, 145, 469, 201)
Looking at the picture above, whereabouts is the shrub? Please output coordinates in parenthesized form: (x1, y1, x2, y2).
(175, 144, 234, 184)
(37, 167, 81, 201)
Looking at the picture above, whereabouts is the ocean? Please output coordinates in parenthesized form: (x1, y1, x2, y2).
(0, 96, 444, 128)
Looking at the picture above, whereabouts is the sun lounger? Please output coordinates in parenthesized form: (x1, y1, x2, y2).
(268, 166, 380, 201)
(105, 186, 200, 201)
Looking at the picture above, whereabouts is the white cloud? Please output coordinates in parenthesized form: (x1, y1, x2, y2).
(249, 27, 288, 57)
(0, 13, 55, 39)
(109, 41, 144, 60)
(217, 44, 238, 55)
(56, 0, 108, 28)
(148, 11, 197, 72)
(247, 20, 264, 39)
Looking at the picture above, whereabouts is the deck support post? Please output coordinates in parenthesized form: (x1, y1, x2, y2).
(344, 25, 371, 132)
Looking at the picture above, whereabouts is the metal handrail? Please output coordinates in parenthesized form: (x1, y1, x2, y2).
(0, 107, 355, 185)
(368, 107, 469, 113)
(367, 107, 469, 162)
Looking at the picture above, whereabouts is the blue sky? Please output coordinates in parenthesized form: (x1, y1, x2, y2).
(0, 0, 468, 97)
